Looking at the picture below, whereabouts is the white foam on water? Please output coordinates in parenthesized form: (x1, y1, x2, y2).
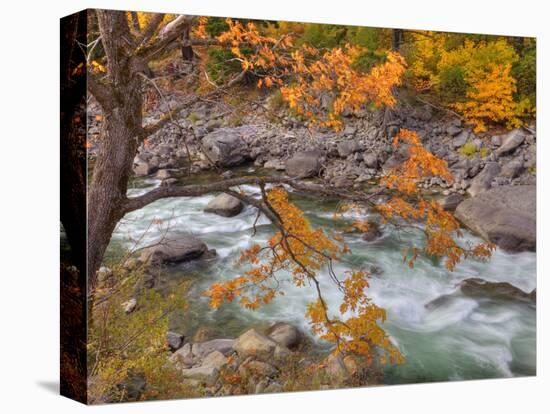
(110, 179, 536, 382)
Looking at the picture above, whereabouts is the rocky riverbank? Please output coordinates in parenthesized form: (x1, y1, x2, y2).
(88, 91, 536, 252)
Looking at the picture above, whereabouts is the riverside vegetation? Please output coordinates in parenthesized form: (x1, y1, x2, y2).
(61, 10, 536, 403)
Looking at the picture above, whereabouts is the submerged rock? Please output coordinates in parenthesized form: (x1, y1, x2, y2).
(140, 236, 208, 265)
(459, 278, 536, 304)
(204, 193, 244, 217)
(455, 185, 535, 252)
(361, 222, 382, 242)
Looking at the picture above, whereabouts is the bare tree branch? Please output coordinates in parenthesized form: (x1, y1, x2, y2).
(130, 11, 141, 33)
(137, 15, 196, 61)
(122, 175, 383, 214)
(137, 13, 165, 46)
(96, 10, 136, 81)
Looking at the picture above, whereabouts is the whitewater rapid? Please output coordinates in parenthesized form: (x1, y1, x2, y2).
(110, 176, 536, 383)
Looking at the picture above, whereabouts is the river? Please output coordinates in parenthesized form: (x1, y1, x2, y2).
(108, 167, 536, 385)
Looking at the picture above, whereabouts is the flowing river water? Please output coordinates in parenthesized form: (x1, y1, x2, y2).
(107, 168, 536, 385)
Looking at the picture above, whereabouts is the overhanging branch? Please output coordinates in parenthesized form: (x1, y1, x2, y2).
(137, 15, 196, 61)
(122, 175, 383, 214)
(137, 13, 165, 46)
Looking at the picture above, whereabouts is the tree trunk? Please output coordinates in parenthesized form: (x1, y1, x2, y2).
(87, 78, 143, 295)
(392, 29, 404, 52)
(181, 25, 194, 61)
(86, 10, 194, 292)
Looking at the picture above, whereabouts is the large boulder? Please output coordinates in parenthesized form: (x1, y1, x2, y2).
(438, 193, 464, 212)
(233, 329, 278, 360)
(363, 153, 379, 169)
(192, 339, 236, 358)
(172, 339, 235, 364)
(204, 193, 244, 217)
(495, 129, 526, 157)
(322, 352, 349, 382)
(467, 162, 500, 197)
(285, 150, 323, 178)
(266, 322, 302, 349)
(337, 141, 360, 158)
(140, 236, 208, 265)
(455, 185, 535, 252)
(179, 351, 227, 384)
(201, 127, 251, 167)
(166, 331, 185, 352)
(459, 278, 535, 304)
(133, 161, 157, 177)
(238, 359, 278, 378)
(452, 130, 470, 149)
(501, 158, 525, 178)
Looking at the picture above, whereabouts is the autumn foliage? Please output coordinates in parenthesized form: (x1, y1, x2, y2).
(205, 187, 402, 364)
(280, 47, 406, 129)
(378, 129, 495, 270)
(408, 36, 535, 132)
(85, 13, 527, 387)
(197, 20, 502, 365)
(204, 130, 495, 365)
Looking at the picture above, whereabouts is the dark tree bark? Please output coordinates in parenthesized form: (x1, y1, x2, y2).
(392, 29, 404, 52)
(86, 11, 195, 292)
(87, 11, 144, 295)
(181, 25, 195, 61)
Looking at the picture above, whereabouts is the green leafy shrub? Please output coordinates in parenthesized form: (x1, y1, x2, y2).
(352, 49, 387, 73)
(301, 24, 347, 48)
(267, 89, 286, 112)
(187, 111, 199, 124)
(87, 261, 194, 403)
(511, 43, 536, 108)
(439, 65, 467, 103)
(204, 17, 230, 37)
(205, 48, 243, 84)
(458, 141, 477, 157)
